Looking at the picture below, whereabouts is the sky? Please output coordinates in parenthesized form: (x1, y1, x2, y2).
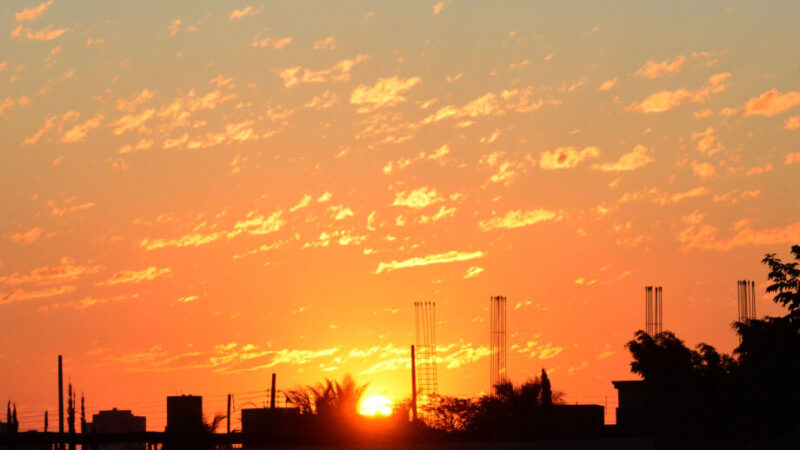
(1, 0, 799, 430)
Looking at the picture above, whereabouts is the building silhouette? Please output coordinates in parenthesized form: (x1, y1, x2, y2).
(166, 396, 203, 434)
(89, 408, 146, 450)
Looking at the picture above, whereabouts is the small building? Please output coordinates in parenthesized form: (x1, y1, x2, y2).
(88, 408, 146, 450)
(546, 404, 605, 434)
(166, 396, 203, 434)
(612, 380, 649, 432)
(241, 407, 305, 446)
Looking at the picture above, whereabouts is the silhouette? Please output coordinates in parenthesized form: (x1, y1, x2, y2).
(623, 244, 800, 437)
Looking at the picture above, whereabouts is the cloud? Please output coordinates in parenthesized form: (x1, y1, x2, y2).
(168, 20, 181, 37)
(47, 197, 95, 216)
(60, 114, 104, 143)
(229, 6, 261, 21)
(1, 285, 76, 306)
(15, 0, 53, 22)
(677, 213, 800, 252)
(383, 144, 449, 174)
(350, 76, 421, 113)
(478, 209, 561, 232)
(252, 36, 293, 49)
(9, 227, 43, 245)
(110, 109, 154, 135)
(392, 187, 443, 208)
(592, 145, 654, 172)
(433, 1, 447, 15)
(140, 228, 226, 251)
(539, 146, 600, 169)
(290, 195, 312, 212)
(116, 89, 155, 112)
(278, 55, 368, 88)
(598, 78, 618, 91)
(38, 294, 135, 312)
(463, 266, 484, 279)
(691, 127, 723, 155)
(626, 73, 730, 113)
(304, 91, 337, 110)
(99, 266, 172, 286)
(0, 257, 102, 286)
(786, 153, 800, 166)
(313, 37, 336, 50)
(635, 55, 686, 79)
(422, 87, 543, 125)
(23, 110, 80, 145)
(742, 89, 800, 117)
(690, 160, 717, 179)
(233, 211, 286, 235)
(375, 250, 485, 274)
(10, 24, 68, 40)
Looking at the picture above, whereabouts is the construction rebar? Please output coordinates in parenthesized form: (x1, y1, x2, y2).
(414, 301, 438, 405)
(490, 296, 507, 391)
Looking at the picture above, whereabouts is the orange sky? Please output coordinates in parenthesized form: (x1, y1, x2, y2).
(1, 0, 799, 430)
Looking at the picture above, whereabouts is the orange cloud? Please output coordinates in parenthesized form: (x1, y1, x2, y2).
(690, 160, 717, 179)
(478, 209, 561, 232)
(313, 37, 336, 50)
(433, 1, 447, 15)
(0, 257, 102, 286)
(784, 116, 800, 130)
(350, 76, 422, 113)
(278, 55, 368, 88)
(229, 6, 261, 21)
(691, 127, 723, 155)
(110, 109, 155, 135)
(392, 187, 443, 208)
(116, 89, 155, 112)
(786, 153, 800, 165)
(598, 78, 617, 91)
(60, 114, 104, 143)
(742, 89, 800, 117)
(15, 0, 53, 22)
(592, 145, 654, 172)
(1, 285, 76, 306)
(677, 213, 800, 252)
(626, 73, 730, 113)
(252, 36, 293, 49)
(539, 146, 600, 169)
(99, 266, 172, 286)
(9, 227, 43, 245)
(635, 55, 686, 79)
(374, 250, 485, 274)
(10, 24, 68, 41)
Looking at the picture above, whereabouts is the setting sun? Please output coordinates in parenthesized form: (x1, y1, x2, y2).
(359, 395, 393, 416)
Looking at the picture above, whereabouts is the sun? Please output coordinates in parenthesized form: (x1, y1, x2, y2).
(359, 395, 393, 416)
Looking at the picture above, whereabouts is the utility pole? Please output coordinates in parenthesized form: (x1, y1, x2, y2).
(411, 345, 418, 422)
(270, 373, 276, 409)
(226, 394, 231, 434)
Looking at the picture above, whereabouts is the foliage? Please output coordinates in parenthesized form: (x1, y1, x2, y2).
(202, 413, 226, 434)
(283, 374, 368, 418)
(421, 395, 481, 432)
(761, 245, 800, 315)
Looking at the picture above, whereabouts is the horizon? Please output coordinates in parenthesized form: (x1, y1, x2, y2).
(1, 0, 799, 433)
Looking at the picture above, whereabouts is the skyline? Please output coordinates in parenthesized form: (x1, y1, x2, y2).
(1, 0, 799, 432)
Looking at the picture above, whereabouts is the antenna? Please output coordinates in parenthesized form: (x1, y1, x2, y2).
(414, 301, 438, 406)
(489, 296, 507, 391)
(645, 286, 662, 335)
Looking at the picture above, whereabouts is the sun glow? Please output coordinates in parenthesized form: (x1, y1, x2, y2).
(359, 395, 393, 416)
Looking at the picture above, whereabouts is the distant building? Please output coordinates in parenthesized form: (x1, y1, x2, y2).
(166, 396, 203, 434)
(241, 407, 305, 447)
(88, 408, 146, 450)
(546, 404, 605, 434)
(612, 380, 649, 431)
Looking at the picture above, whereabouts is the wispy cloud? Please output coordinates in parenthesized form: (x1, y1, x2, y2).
(539, 146, 600, 169)
(392, 187, 443, 208)
(15, 0, 54, 22)
(98, 267, 172, 286)
(350, 76, 421, 113)
(635, 55, 686, 79)
(478, 209, 561, 232)
(592, 145, 654, 172)
(278, 55, 368, 88)
(375, 250, 485, 274)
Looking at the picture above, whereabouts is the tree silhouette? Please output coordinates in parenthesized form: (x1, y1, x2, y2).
(540, 369, 553, 406)
(761, 245, 800, 315)
(284, 374, 368, 418)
